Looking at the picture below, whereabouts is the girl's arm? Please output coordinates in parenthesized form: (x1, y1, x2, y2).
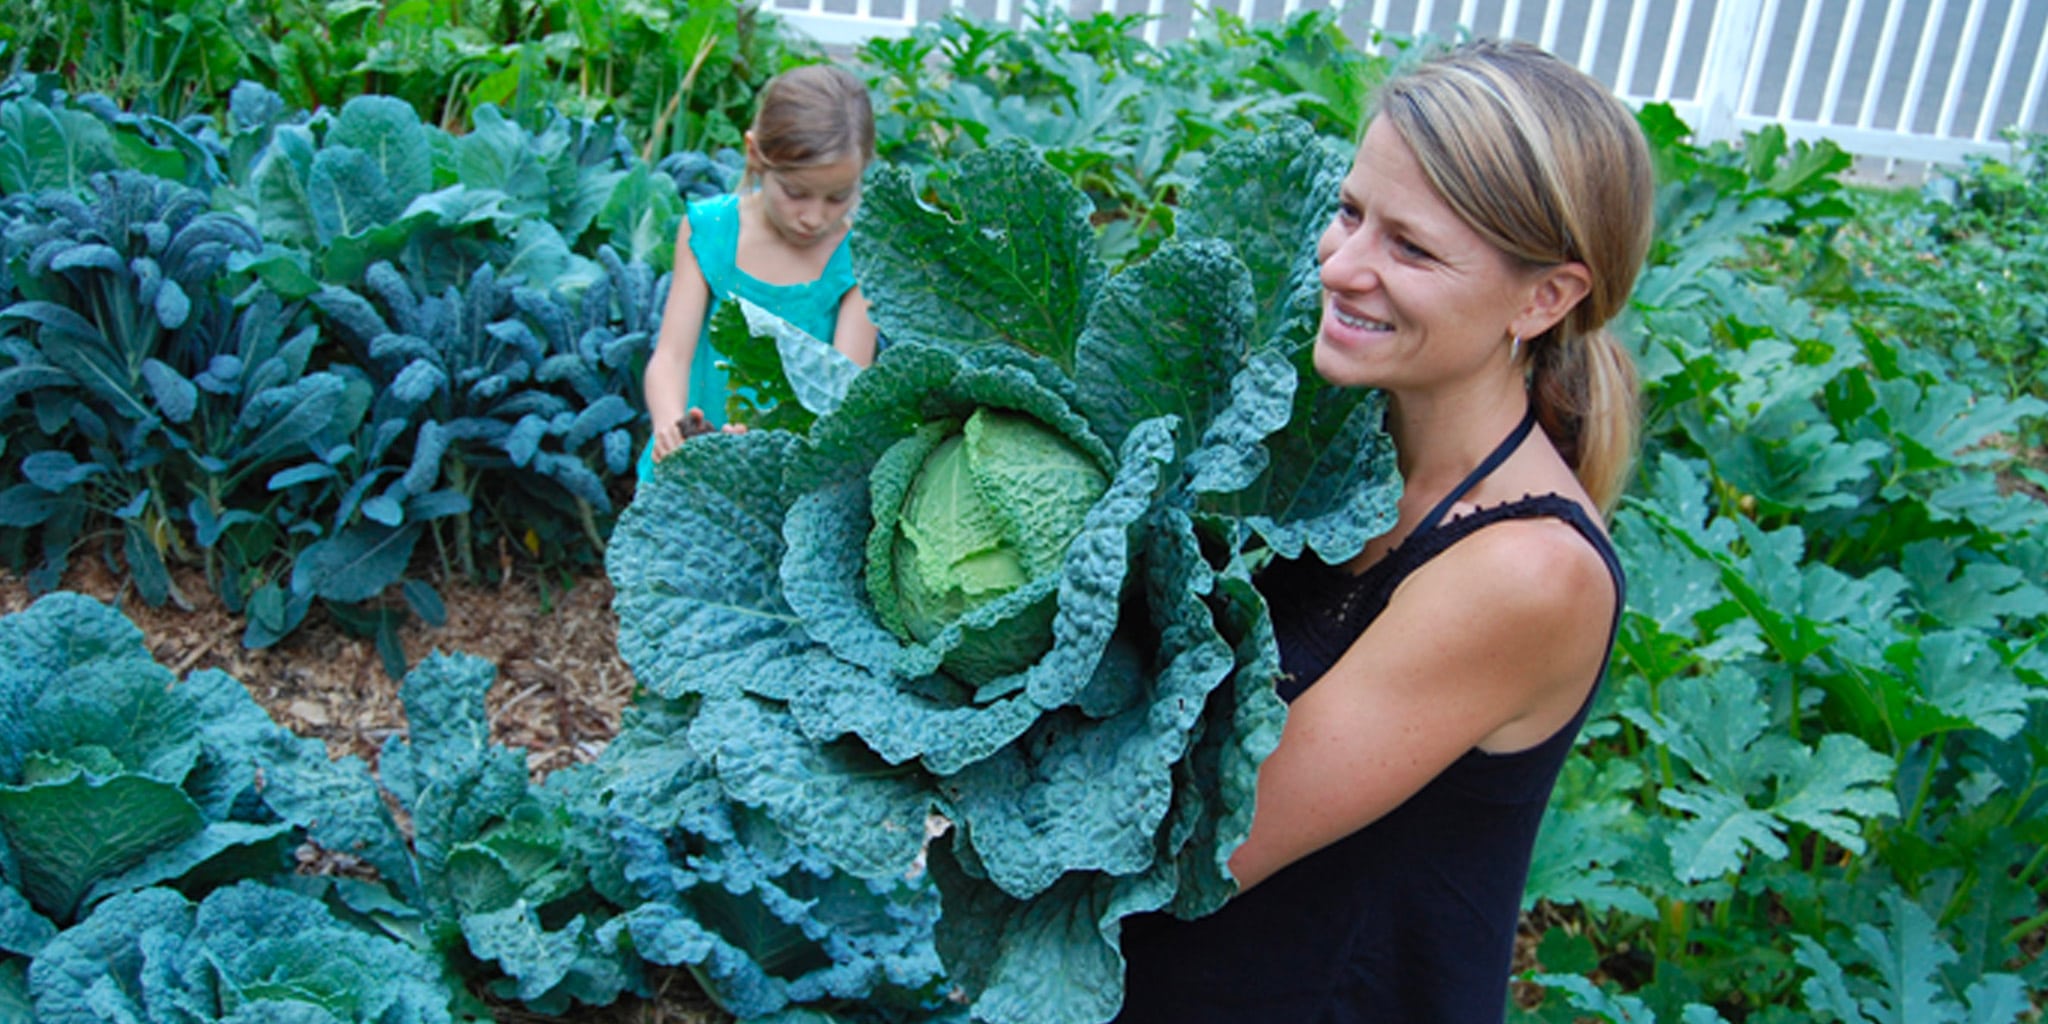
(831, 284, 878, 367)
(644, 216, 715, 461)
(1224, 517, 1617, 892)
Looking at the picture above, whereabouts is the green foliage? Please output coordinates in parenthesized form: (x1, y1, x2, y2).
(0, 0, 253, 121)
(555, 694, 956, 1021)
(258, 651, 642, 1013)
(28, 883, 461, 1024)
(0, 594, 322, 927)
(1512, 104, 2048, 1024)
(856, 4, 1394, 266)
(1837, 134, 2048, 436)
(0, 9, 2042, 1022)
(3, 0, 808, 164)
(0, 78, 680, 660)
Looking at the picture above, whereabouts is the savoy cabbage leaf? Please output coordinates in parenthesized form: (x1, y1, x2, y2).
(27, 883, 460, 1024)
(0, 594, 308, 924)
(262, 651, 642, 1014)
(554, 696, 953, 1022)
(609, 123, 1397, 1023)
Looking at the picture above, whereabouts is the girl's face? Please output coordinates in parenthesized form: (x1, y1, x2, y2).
(756, 150, 865, 249)
(1312, 117, 1551, 393)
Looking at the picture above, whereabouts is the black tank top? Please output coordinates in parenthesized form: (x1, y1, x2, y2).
(1116, 409, 1625, 1024)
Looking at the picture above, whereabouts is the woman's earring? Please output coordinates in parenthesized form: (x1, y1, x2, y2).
(1510, 334, 1522, 362)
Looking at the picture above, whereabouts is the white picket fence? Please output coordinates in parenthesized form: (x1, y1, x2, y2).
(768, 0, 2048, 172)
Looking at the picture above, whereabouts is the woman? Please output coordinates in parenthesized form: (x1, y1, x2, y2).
(1116, 39, 1655, 1023)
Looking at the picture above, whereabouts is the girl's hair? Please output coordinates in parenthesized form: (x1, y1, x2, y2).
(743, 63, 876, 189)
(1374, 39, 1654, 513)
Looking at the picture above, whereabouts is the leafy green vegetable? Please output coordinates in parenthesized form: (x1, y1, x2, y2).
(258, 651, 641, 1014)
(0, 593, 304, 925)
(555, 695, 955, 1022)
(27, 883, 460, 1024)
(869, 407, 1112, 687)
(609, 123, 1398, 1023)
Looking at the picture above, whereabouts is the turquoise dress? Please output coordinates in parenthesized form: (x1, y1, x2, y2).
(638, 192, 858, 479)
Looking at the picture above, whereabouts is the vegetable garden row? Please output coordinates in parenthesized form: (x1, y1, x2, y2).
(1, 4, 2044, 1023)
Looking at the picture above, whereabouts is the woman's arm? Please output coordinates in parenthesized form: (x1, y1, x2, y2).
(1225, 517, 1618, 891)
(644, 216, 714, 461)
(831, 284, 878, 367)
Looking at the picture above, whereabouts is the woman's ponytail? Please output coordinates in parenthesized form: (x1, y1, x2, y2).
(1530, 326, 1638, 515)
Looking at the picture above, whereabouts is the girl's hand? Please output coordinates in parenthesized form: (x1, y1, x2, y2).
(653, 408, 716, 459)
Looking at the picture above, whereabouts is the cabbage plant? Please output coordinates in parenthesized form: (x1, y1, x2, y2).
(608, 123, 1401, 1024)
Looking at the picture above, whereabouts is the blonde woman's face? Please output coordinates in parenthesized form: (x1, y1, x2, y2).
(758, 152, 864, 249)
(1312, 118, 1541, 392)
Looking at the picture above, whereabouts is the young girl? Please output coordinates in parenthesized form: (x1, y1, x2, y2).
(638, 63, 879, 479)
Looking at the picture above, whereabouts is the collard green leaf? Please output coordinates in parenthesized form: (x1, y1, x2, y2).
(307, 147, 399, 246)
(452, 106, 554, 218)
(324, 95, 435, 208)
(0, 98, 120, 195)
(853, 141, 1103, 368)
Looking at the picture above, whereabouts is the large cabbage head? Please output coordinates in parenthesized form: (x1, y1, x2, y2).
(611, 127, 1401, 1024)
(869, 409, 1110, 687)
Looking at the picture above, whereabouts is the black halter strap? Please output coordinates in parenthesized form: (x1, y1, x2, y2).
(1416, 406, 1538, 531)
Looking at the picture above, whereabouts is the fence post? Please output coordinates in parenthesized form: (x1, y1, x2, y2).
(1694, 0, 1771, 144)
